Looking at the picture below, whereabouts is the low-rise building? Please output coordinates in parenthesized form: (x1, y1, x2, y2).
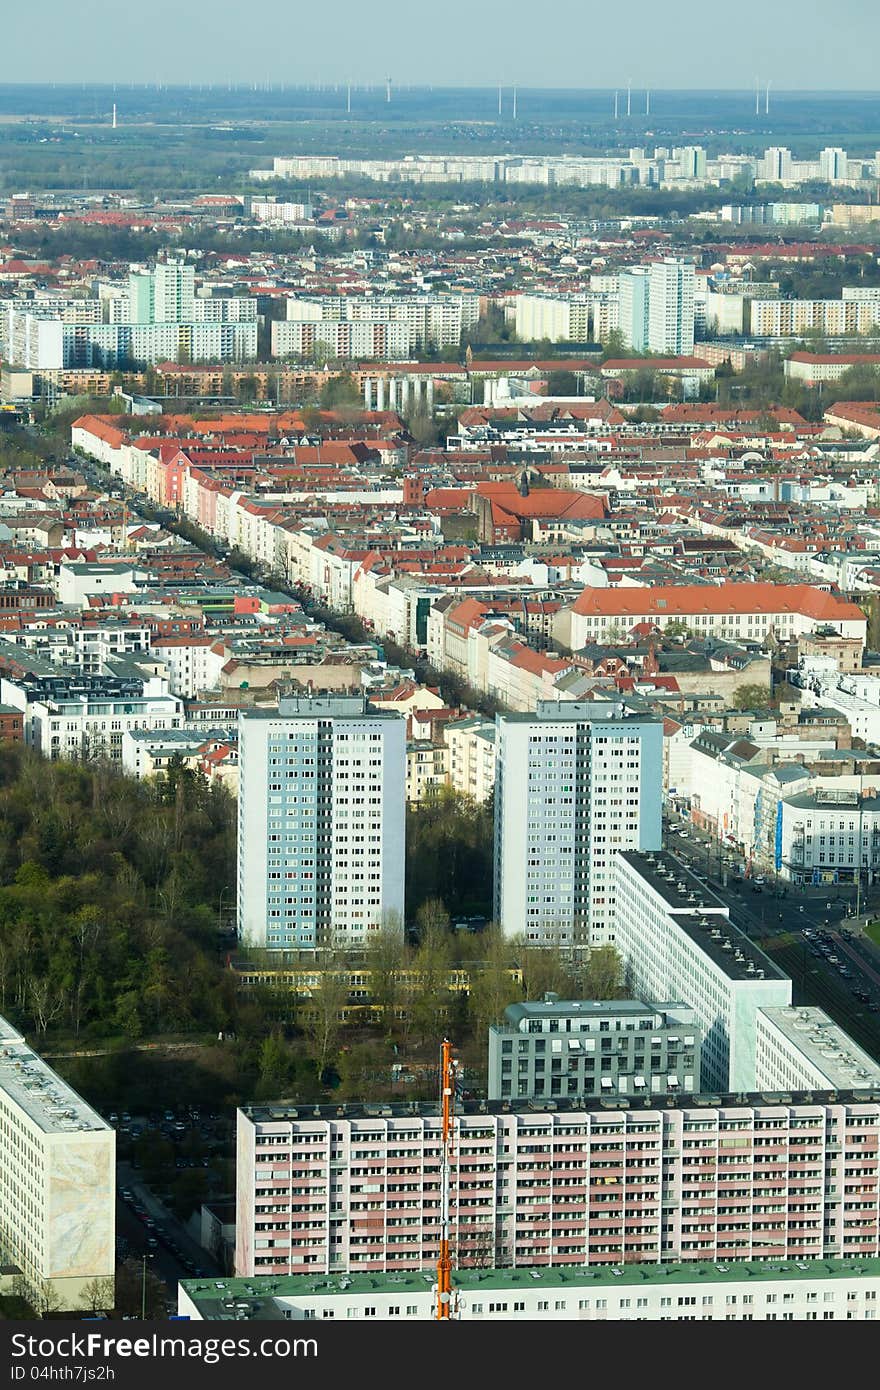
(180, 1257, 880, 1321)
(488, 996, 701, 1102)
(756, 1007, 880, 1093)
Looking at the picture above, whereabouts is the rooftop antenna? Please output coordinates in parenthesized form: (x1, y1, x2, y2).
(765, 79, 771, 116)
(386, 76, 392, 103)
(626, 79, 632, 117)
(613, 90, 619, 119)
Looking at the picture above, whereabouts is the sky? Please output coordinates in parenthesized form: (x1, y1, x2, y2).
(2, 0, 879, 89)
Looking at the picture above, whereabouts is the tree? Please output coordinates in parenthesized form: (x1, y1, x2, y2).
(319, 373, 361, 409)
(407, 920, 453, 1047)
(31, 1278, 62, 1318)
(114, 1258, 166, 1320)
(521, 944, 579, 1001)
(302, 961, 349, 1080)
(600, 329, 627, 362)
(364, 922, 407, 1033)
(731, 682, 772, 711)
(406, 410, 441, 447)
(256, 1030, 296, 1099)
(546, 370, 578, 396)
(457, 1222, 496, 1269)
(79, 1276, 115, 1314)
(468, 928, 523, 1033)
(236, 375, 259, 404)
(663, 619, 692, 639)
(581, 945, 623, 1000)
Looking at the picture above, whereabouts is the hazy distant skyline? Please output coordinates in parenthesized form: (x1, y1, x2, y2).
(2, 0, 879, 89)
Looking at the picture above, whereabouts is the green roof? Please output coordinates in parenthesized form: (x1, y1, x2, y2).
(182, 1256, 880, 1309)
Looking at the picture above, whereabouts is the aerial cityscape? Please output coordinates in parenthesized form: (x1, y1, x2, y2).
(5, 24, 880, 1337)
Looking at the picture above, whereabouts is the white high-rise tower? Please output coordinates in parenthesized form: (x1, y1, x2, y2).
(493, 701, 663, 946)
(237, 695, 406, 951)
(647, 257, 696, 356)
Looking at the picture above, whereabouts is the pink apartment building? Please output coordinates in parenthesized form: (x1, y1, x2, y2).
(235, 1094, 880, 1277)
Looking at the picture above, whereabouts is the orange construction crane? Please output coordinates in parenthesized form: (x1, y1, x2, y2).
(435, 1038, 458, 1320)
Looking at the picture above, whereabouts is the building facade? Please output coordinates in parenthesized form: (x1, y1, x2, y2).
(180, 1257, 880, 1321)
(613, 851, 792, 1090)
(0, 1016, 114, 1311)
(487, 997, 701, 1102)
(237, 695, 406, 951)
(234, 1092, 880, 1278)
(648, 259, 696, 356)
(493, 701, 663, 946)
(618, 269, 651, 354)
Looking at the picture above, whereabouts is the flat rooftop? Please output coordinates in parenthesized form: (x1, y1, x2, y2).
(241, 1082, 880, 1127)
(619, 850, 788, 984)
(241, 694, 401, 721)
(499, 699, 657, 726)
(0, 1016, 111, 1136)
(760, 1006, 880, 1090)
(499, 998, 694, 1030)
(181, 1257, 880, 1318)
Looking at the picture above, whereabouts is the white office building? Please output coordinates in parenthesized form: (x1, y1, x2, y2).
(820, 148, 849, 183)
(618, 268, 651, 353)
(613, 851, 792, 1090)
(759, 147, 794, 182)
(180, 1258, 880, 1321)
(756, 1006, 880, 1094)
(237, 695, 406, 951)
(153, 258, 195, 323)
(778, 787, 880, 886)
(494, 701, 663, 946)
(0, 1016, 114, 1311)
(648, 258, 695, 356)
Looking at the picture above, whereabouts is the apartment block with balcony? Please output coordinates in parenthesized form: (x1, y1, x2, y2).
(237, 695, 406, 951)
(234, 1093, 880, 1278)
(494, 701, 663, 947)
